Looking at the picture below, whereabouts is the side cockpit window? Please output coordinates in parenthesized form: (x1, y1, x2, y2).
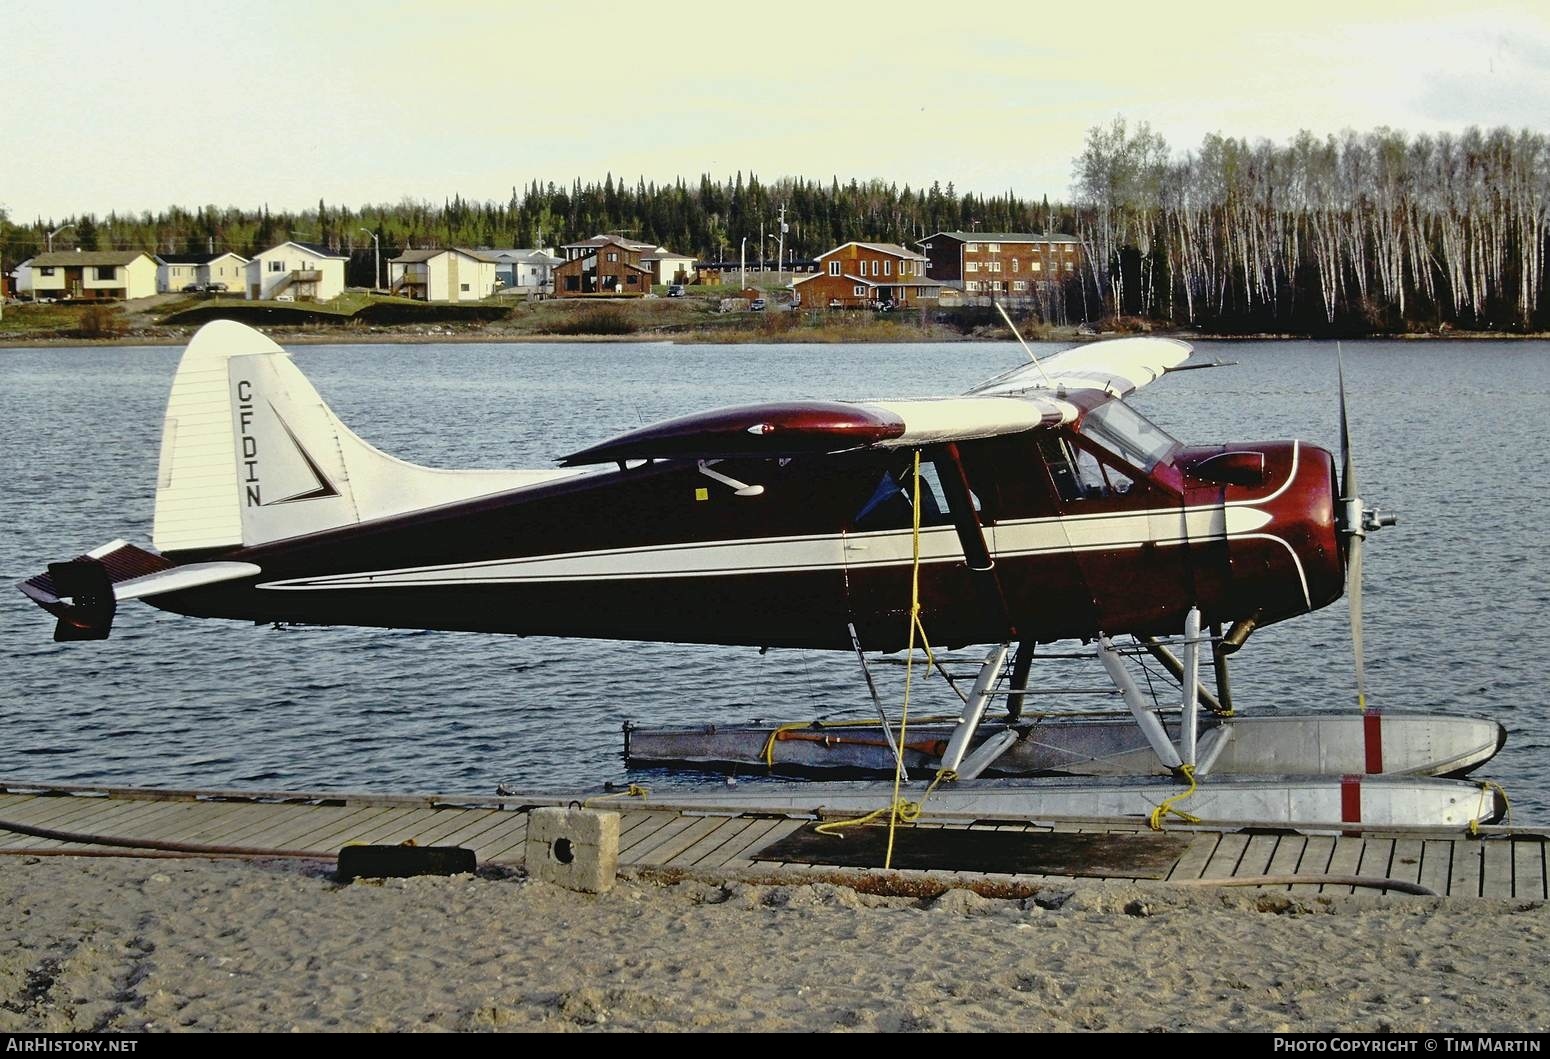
(1040, 436, 1135, 501)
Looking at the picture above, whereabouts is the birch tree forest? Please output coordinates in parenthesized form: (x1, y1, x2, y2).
(6, 120, 1546, 333)
(1073, 119, 1550, 332)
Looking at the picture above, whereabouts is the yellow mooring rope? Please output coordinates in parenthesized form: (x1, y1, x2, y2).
(583, 784, 650, 808)
(1470, 780, 1512, 836)
(813, 450, 947, 868)
(1148, 764, 1201, 830)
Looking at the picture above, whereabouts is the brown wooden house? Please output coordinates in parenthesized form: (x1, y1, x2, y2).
(551, 235, 654, 297)
(791, 241, 944, 309)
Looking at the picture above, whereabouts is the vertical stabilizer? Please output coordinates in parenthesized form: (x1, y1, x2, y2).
(153, 320, 283, 552)
(152, 319, 577, 554)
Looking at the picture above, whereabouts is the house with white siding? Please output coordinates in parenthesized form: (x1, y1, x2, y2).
(387, 248, 499, 301)
(23, 251, 159, 300)
(484, 248, 561, 293)
(244, 241, 348, 301)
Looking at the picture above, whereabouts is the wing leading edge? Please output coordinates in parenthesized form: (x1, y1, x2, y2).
(560, 336, 1193, 466)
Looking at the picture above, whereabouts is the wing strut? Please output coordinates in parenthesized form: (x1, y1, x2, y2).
(932, 443, 1018, 643)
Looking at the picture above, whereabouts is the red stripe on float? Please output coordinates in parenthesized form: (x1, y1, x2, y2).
(1364, 710, 1384, 774)
(1340, 775, 1362, 824)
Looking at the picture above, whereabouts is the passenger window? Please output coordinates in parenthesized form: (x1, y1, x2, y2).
(854, 462, 954, 529)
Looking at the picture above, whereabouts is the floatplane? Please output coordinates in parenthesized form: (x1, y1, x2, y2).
(19, 319, 1506, 828)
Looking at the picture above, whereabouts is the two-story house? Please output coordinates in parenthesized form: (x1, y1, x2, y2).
(388, 248, 499, 301)
(790, 241, 942, 309)
(917, 232, 1084, 300)
(551, 235, 654, 297)
(244, 241, 348, 301)
(23, 251, 159, 300)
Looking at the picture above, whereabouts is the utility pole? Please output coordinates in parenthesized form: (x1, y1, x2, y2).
(740, 236, 746, 290)
(776, 203, 787, 284)
(359, 228, 381, 291)
(46, 223, 74, 252)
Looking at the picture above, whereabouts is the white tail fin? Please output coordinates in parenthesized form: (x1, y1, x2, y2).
(152, 320, 577, 553)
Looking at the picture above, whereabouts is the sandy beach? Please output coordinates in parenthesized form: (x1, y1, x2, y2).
(1, 856, 1544, 1033)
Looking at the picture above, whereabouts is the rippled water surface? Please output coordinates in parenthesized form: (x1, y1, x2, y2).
(2, 337, 1546, 819)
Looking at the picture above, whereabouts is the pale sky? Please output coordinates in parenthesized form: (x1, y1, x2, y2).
(3, 0, 1547, 222)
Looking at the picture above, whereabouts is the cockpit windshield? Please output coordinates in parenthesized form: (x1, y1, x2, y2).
(1077, 400, 1180, 472)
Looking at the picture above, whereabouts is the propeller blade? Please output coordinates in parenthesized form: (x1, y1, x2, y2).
(1348, 531, 1367, 710)
(1337, 342, 1357, 501)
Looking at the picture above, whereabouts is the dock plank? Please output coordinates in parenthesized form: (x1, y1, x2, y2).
(433, 809, 520, 851)
(613, 814, 679, 858)
(0, 796, 168, 845)
(1481, 840, 1513, 898)
(1417, 840, 1455, 898)
(1200, 833, 1249, 880)
(472, 817, 535, 865)
(1512, 839, 1546, 900)
(287, 807, 404, 853)
(213, 804, 376, 851)
(721, 819, 804, 869)
(1290, 836, 1335, 893)
(1322, 836, 1365, 894)
(1264, 835, 1307, 890)
(709, 818, 793, 868)
(631, 816, 735, 867)
(1453, 841, 1486, 898)
(1165, 833, 1221, 881)
(1355, 838, 1395, 893)
(0, 794, 117, 830)
(226, 805, 390, 852)
(5, 798, 199, 850)
(670, 818, 758, 868)
(1238, 834, 1280, 877)
(397, 808, 493, 849)
(1388, 840, 1425, 890)
(359, 806, 455, 849)
(618, 815, 704, 864)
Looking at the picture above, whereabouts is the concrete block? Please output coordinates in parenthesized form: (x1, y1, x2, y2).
(525, 807, 619, 893)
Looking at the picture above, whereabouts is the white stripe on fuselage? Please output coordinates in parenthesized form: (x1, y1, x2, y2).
(257, 503, 1294, 593)
(258, 442, 1311, 605)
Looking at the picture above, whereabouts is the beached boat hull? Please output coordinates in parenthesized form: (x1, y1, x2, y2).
(625, 711, 1505, 780)
(629, 773, 1507, 830)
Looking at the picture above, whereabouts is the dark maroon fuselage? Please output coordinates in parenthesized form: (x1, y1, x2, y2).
(151, 419, 1344, 652)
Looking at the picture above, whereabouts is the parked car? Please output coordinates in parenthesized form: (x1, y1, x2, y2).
(667, 284, 686, 298)
(750, 298, 767, 311)
(203, 282, 228, 293)
(274, 293, 295, 302)
(180, 283, 202, 293)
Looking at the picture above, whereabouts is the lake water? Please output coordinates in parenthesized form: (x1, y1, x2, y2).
(2, 337, 1547, 820)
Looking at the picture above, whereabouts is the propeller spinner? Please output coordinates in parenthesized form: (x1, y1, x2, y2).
(1335, 346, 1397, 709)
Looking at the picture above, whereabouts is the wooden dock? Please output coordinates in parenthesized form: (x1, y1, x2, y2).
(0, 779, 1543, 900)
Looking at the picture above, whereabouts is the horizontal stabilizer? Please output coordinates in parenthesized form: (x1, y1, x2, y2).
(17, 539, 259, 642)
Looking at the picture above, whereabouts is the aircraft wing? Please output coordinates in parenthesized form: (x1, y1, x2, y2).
(559, 394, 1075, 465)
(967, 336, 1194, 399)
(561, 337, 1193, 466)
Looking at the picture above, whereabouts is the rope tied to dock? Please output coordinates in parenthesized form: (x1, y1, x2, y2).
(1148, 764, 1201, 831)
(1470, 780, 1511, 836)
(814, 769, 957, 839)
(583, 784, 650, 808)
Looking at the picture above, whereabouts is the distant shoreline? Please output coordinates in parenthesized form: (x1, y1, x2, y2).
(4, 326, 1549, 349)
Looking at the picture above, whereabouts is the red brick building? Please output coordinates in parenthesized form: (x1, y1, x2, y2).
(791, 241, 944, 309)
(917, 232, 1083, 301)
